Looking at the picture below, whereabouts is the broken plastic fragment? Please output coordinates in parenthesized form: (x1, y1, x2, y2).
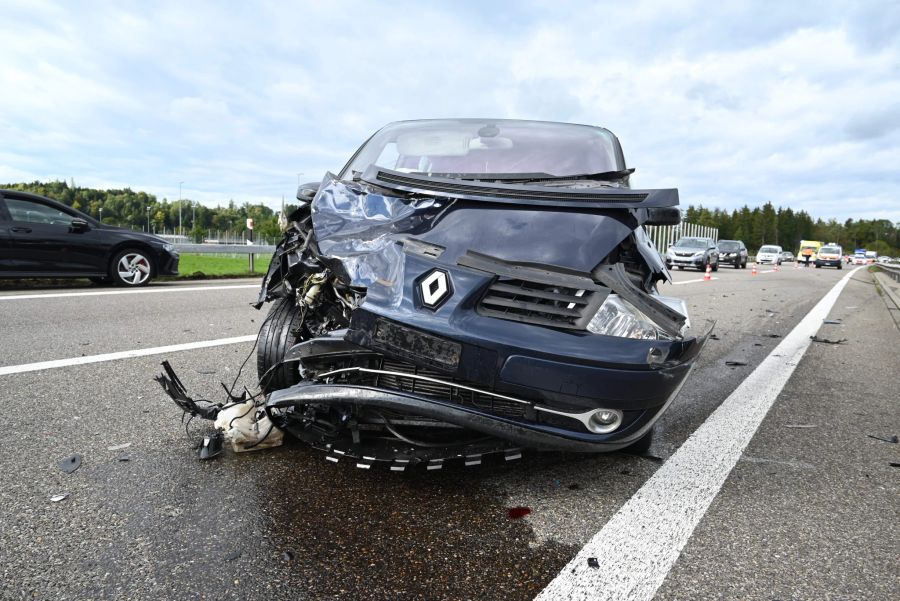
(213, 401, 284, 453)
(117, 453, 131, 462)
(107, 443, 131, 451)
(59, 454, 82, 474)
(725, 360, 748, 366)
(587, 557, 600, 569)
(199, 430, 225, 460)
(784, 424, 817, 429)
(810, 335, 847, 344)
(507, 507, 532, 520)
(866, 434, 898, 444)
(50, 493, 69, 502)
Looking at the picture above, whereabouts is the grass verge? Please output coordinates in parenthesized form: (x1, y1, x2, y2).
(170, 253, 271, 279)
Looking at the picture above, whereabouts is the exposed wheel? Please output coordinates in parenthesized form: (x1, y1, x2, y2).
(815, 264, 821, 268)
(838, 264, 843, 270)
(741, 260, 747, 269)
(257, 296, 304, 393)
(712, 261, 719, 272)
(622, 426, 654, 454)
(110, 249, 152, 286)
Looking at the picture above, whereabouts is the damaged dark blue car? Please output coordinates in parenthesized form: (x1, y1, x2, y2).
(165, 119, 711, 468)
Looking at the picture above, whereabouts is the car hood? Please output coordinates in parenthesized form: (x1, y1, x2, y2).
(97, 225, 168, 245)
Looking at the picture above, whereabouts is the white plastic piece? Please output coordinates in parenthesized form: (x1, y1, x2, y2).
(213, 401, 284, 453)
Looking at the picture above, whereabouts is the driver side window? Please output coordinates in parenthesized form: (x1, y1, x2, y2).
(5, 198, 74, 225)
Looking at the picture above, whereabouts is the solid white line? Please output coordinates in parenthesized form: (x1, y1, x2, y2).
(0, 335, 257, 376)
(0, 284, 259, 301)
(536, 267, 862, 601)
(671, 276, 719, 285)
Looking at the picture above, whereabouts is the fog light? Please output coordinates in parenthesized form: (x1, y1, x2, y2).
(586, 409, 623, 434)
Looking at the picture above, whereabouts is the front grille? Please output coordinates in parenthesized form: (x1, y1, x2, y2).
(478, 278, 606, 329)
(335, 357, 528, 419)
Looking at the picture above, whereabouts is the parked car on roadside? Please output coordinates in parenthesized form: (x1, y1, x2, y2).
(756, 244, 783, 265)
(717, 239, 747, 268)
(815, 245, 843, 269)
(158, 118, 710, 466)
(0, 189, 179, 285)
(666, 236, 720, 271)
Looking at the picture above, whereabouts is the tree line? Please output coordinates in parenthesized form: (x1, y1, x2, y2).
(685, 203, 898, 255)
(1, 180, 296, 243)
(3, 180, 897, 255)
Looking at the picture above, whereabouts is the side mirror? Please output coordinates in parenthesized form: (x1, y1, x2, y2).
(297, 182, 320, 203)
(70, 218, 90, 232)
(644, 207, 681, 226)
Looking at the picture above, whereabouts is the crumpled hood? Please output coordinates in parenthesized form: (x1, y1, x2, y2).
(311, 173, 655, 292)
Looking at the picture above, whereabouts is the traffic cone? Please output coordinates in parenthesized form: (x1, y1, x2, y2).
(704, 264, 712, 281)
(751, 264, 758, 276)
(774, 262, 780, 272)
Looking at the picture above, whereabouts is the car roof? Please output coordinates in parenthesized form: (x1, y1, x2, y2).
(0, 189, 98, 224)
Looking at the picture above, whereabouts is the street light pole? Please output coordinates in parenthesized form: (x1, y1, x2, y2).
(178, 181, 184, 237)
(146, 206, 151, 232)
(99, 207, 103, 223)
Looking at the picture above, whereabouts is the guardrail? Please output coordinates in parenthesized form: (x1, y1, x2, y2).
(876, 262, 900, 283)
(173, 244, 275, 254)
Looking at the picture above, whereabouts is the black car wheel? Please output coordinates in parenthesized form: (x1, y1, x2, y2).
(110, 249, 153, 286)
(712, 259, 719, 272)
(742, 259, 747, 268)
(257, 296, 304, 392)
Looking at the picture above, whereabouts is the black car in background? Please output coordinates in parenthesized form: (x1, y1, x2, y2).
(717, 239, 748, 268)
(0, 189, 179, 285)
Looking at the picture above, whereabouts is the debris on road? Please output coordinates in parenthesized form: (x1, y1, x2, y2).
(866, 434, 899, 444)
(198, 431, 224, 460)
(49, 493, 69, 502)
(117, 453, 131, 462)
(568, 483, 581, 490)
(107, 443, 131, 451)
(765, 333, 782, 338)
(59, 454, 82, 474)
(587, 557, 600, 569)
(784, 424, 817, 429)
(282, 551, 294, 561)
(725, 360, 748, 366)
(810, 335, 847, 344)
(225, 550, 242, 561)
(213, 400, 284, 453)
(507, 507, 532, 520)
(823, 319, 842, 325)
(889, 462, 900, 468)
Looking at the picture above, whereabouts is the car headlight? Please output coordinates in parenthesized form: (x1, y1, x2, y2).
(587, 293, 688, 340)
(163, 243, 176, 252)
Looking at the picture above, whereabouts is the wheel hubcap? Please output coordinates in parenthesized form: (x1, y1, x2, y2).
(117, 253, 150, 285)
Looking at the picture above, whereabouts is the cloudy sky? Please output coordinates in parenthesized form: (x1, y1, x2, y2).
(2, 0, 898, 221)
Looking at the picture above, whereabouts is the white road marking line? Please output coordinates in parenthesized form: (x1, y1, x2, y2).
(0, 284, 259, 301)
(0, 335, 257, 376)
(536, 266, 862, 601)
(671, 276, 719, 285)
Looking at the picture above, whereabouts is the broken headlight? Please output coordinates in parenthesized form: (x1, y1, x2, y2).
(587, 294, 688, 340)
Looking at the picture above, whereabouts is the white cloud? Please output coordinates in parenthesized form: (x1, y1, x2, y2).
(0, 0, 897, 222)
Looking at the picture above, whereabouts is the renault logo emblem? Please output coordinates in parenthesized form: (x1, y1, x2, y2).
(418, 269, 451, 309)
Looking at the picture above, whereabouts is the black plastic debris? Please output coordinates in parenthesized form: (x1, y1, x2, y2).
(889, 462, 900, 468)
(155, 361, 222, 420)
(59, 454, 82, 474)
(784, 424, 817, 429)
(810, 336, 847, 344)
(867, 434, 899, 444)
(709, 334, 720, 341)
(765, 333, 782, 338)
(225, 550, 242, 561)
(725, 360, 748, 366)
(199, 430, 225, 460)
(823, 319, 842, 325)
(117, 453, 131, 462)
(282, 551, 294, 561)
(587, 557, 600, 569)
(567, 483, 581, 490)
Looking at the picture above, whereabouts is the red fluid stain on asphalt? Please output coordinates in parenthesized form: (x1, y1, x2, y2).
(507, 506, 532, 520)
